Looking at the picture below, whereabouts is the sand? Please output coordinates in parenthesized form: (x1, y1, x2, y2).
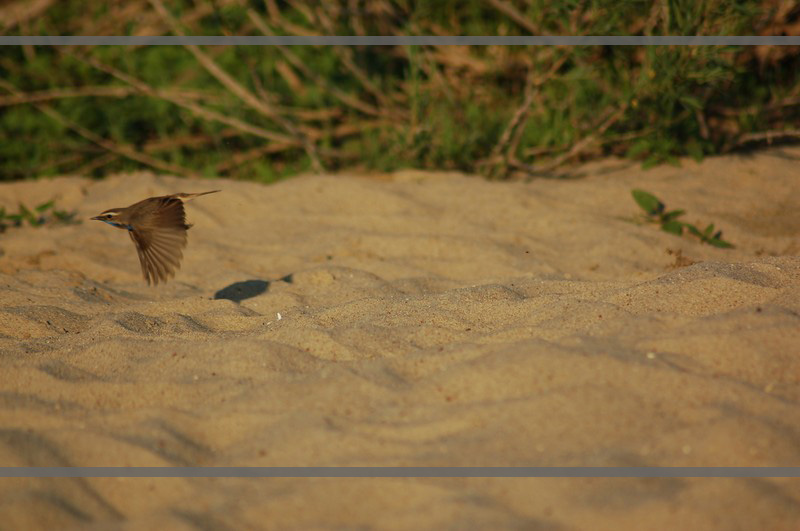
(0, 147, 799, 529)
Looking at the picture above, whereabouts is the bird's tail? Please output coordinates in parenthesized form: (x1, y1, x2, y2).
(176, 190, 221, 202)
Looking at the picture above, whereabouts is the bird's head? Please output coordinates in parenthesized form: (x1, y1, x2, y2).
(91, 209, 130, 229)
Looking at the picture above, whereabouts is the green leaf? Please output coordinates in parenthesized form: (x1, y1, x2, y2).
(53, 210, 78, 223)
(703, 223, 715, 238)
(708, 238, 734, 248)
(35, 200, 55, 213)
(685, 224, 703, 237)
(631, 189, 664, 216)
(18, 204, 35, 223)
(708, 230, 734, 248)
(661, 220, 684, 235)
(18, 203, 45, 227)
(662, 209, 685, 222)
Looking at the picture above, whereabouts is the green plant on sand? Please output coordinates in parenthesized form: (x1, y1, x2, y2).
(0, 200, 79, 232)
(631, 189, 734, 248)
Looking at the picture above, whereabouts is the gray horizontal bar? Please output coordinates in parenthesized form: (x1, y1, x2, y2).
(1, 467, 798, 477)
(1, 36, 799, 46)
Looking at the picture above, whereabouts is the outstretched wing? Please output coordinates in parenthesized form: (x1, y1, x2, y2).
(128, 197, 189, 285)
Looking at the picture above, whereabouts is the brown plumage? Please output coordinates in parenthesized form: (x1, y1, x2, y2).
(91, 191, 219, 285)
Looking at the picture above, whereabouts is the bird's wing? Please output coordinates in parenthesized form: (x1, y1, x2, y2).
(128, 198, 190, 285)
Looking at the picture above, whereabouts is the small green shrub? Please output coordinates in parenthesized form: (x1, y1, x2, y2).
(631, 189, 734, 248)
(0, 200, 79, 232)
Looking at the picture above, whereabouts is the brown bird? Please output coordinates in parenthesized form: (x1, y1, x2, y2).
(91, 190, 219, 285)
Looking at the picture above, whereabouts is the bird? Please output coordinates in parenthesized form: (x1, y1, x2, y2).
(91, 190, 220, 285)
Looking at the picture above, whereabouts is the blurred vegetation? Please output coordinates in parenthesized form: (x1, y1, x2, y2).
(0, 0, 799, 182)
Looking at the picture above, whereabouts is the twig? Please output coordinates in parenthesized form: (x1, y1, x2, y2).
(695, 108, 709, 140)
(348, 0, 366, 36)
(142, 129, 239, 153)
(514, 103, 630, 176)
(0, 0, 54, 33)
(216, 142, 297, 173)
(287, 0, 321, 28)
(522, 144, 566, 158)
(263, 0, 321, 36)
(428, 45, 488, 75)
(315, 4, 393, 108)
(506, 95, 538, 162)
(734, 129, 800, 146)
(520, 127, 653, 159)
(73, 152, 119, 176)
(0, 86, 133, 106)
(0, 86, 220, 107)
(32, 151, 87, 174)
(60, 0, 151, 55)
(246, 7, 382, 117)
(485, 53, 568, 177)
(715, 96, 800, 117)
(149, 0, 324, 173)
(275, 107, 343, 121)
(485, 79, 537, 176)
(217, 120, 385, 173)
(248, 63, 281, 106)
(485, 0, 540, 35)
(215, 144, 353, 175)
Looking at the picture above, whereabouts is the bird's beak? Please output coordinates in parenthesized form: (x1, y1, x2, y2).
(90, 215, 103, 221)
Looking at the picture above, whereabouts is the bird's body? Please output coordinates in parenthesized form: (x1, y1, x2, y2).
(91, 190, 219, 285)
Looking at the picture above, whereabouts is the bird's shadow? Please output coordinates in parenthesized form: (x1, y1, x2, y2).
(213, 275, 292, 303)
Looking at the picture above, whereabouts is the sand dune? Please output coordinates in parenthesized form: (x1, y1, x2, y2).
(1, 148, 799, 529)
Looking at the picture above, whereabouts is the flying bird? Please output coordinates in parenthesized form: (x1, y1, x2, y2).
(91, 190, 219, 285)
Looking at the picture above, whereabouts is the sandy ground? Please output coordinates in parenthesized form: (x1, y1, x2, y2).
(0, 147, 799, 529)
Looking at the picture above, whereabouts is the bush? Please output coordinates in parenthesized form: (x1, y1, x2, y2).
(1, 0, 798, 181)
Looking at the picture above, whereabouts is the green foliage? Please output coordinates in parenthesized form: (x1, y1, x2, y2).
(631, 189, 734, 248)
(0, 199, 79, 232)
(0, 0, 798, 181)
